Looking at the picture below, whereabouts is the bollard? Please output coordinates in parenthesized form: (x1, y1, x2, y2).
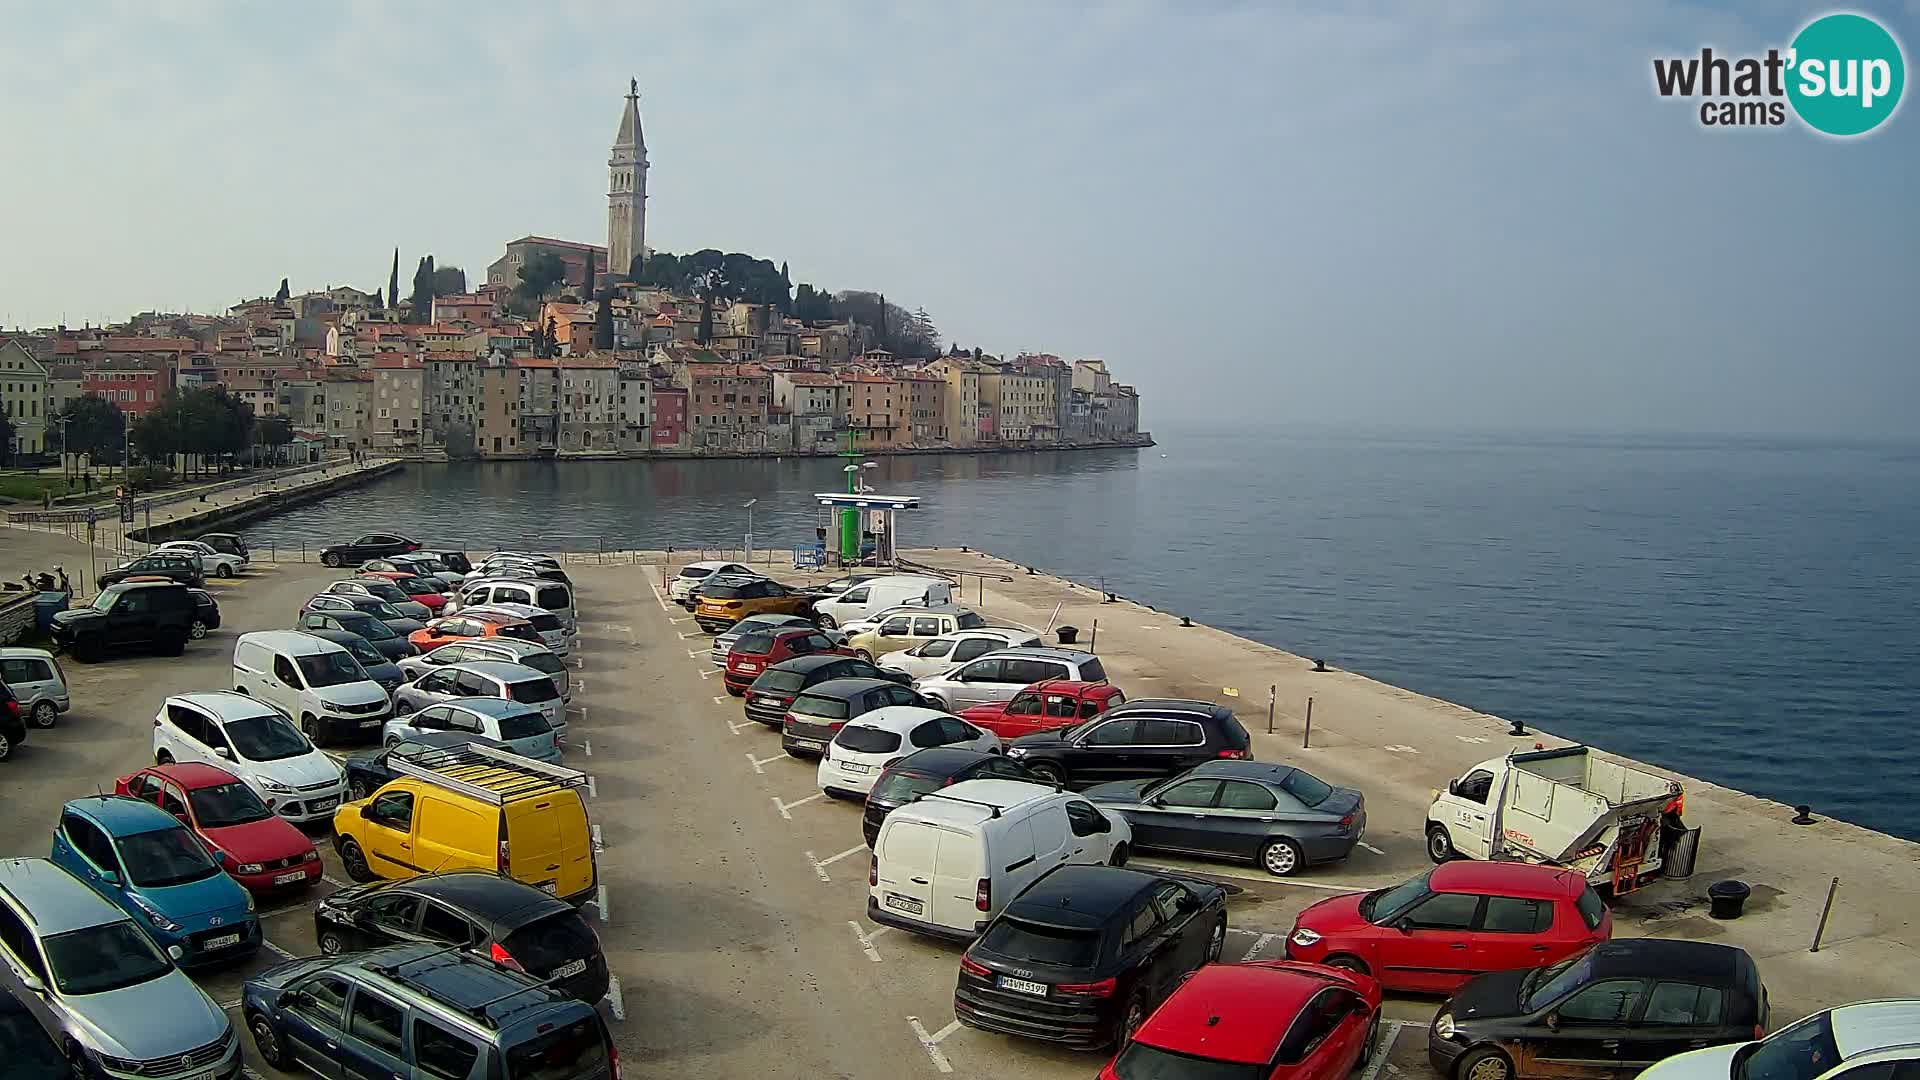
(1180, 615, 1193, 627)
(1809, 876, 1840, 952)
(1509, 718, 1529, 737)
(1089, 619, 1098, 652)
(1265, 685, 1276, 735)
(1793, 805, 1816, 825)
(1303, 696, 1314, 748)
(1312, 658, 1329, 672)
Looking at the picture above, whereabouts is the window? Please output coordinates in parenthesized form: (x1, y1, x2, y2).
(1216, 781, 1277, 811)
(956, 658, 1003, 682)
(1157, 779, 1220, 808)
(1004, 658, 1066, 684)
(125, 773, 164, 802)
(1575, 887, 1608, 931)
(1454, 770, 1495, 804)
(0, 903, 46, 980)
(453, 671, 494, 697)
(158, 785, 189, 819)
(366, 892, 420, 931)
(949, 638, 997, 663)
(1556, 979, 1646, 1024)
(878, 617, 911, 637)
(912, 616, 941, 636)
(1403, 892, 1481, 930)
(1124, 904, 1161, 946)
(347, 990, 406, 1056)
(367, 791, 414, 831)
(907, 720, 946, 749)
(1483, 896, 1553, 933)
(935, 717, 979, 744)
(273, 655, 303, 687)
(61, 814, 119, 874)
(290, 974, 350, 1028)
(166, 704, 209, 743)
(414, 1018, 482, 1080)
(1139, 719, 1205, 746)
(419, 903, 479, 945)
(0, 658, 50, 683)
(1643, 983, 1724, 1026)
(1276, 990, 1362, 1064)
(1081, 718, 1143, 746)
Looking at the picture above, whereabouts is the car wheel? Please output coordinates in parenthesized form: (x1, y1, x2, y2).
(66, 1043, 93, 1080)
(1260, 838, 1306, 877)
(1325, 954, 1370, 975)
(190, 619, 208, 640)
(1025, 761, 1065, 787)
(248, 1013, 289, 1070)
(0, 730, 13, 763)
(72, 638, 100, 663)
(30, 701, 58, 729)
(1356, 1014, 1382, 1070)
(1118, 989, 1150, 1047)
(726, 685, 744, 697)
(816, 613, 837, 630)
(302, 714, 325, 748)
(338, 838, 374, 882)
(348, 777, 371, 800)
(162, 632, 187, 656)
(1426, 823, 1457, 863)
(1457, 1046, 1514, 1080)
(857, 649, 873, 662)
(1206, 916, 1226, 962)
(1108, 842, 1130, 867)
(318, 928, 349, 956)
(155, 749, 174, 765)
(321, 552, 342, 568)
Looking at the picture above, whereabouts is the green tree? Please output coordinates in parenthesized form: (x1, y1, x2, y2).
(793, 283, 834, 320)
(593, 294, 615, 351)
(0, 411, 15, 466)
(515, 253, 568, 306)
(431, 264, 467, 295)
(388, 248, 400, 310)
(61, 393, 126, 466)
(544, 315, 559, 357)
(258, 415, 294, 465)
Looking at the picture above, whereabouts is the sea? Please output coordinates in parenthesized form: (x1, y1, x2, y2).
(242, 427, 1920, 841)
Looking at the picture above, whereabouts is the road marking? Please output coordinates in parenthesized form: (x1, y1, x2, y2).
(262, 939, 295, 960)
(809, 845, 866, 882)
(606, 975, 626, 1021)
(687, 649, 707, 659)
(679, 631, 706, 640)
(586, 775, 597, 798)
(570, 657, 585, 669)
(595, 884, 610, 921)
(1358, 842, 1386, 855)
(1242, 932, 1279, 960)
(727, 718, 757, 735)
(591, 824, 604, 853)
(669, 616, 693, 624)
(1455, 735, 1489, 744)
(583, 738, 592, 757)
(1384, 744, 1420, 754)
(772, 792, 824, 820)
(907, 1017, 959, 1073)
(573, 677, 588, 692)
(323, 875, 350, 888)
(849, 920, 886, 962)
(698, 668, 723, 679)
(601, 623, 633, 633)
(1360, 1021, 1409, 1080)
(746, 751, 788, 775)
(569, 705, 589, 718)
(712, 695, 730, 705)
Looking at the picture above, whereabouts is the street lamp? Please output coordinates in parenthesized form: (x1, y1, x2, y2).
(742, 498, 757, 559)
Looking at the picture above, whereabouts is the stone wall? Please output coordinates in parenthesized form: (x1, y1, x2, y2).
(0, 594, 39, 646)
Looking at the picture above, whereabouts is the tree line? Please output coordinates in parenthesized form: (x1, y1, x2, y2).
(40, 388, 292, 474)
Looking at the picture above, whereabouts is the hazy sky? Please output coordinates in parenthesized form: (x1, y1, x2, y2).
(2, 2, 1915, 435)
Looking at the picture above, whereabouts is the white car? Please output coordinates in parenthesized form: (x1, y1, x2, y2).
(151, 690, 348, 822)
(876, 628, 1045, 680)
(153, 539, 245, 577)
(1638, 1000, 1920, 1080)
(669, 561, 754, 605)
(817, 706, 1000, 798)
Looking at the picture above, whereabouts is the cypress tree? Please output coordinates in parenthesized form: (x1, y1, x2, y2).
(584, 250, 597, 301)
(388, 248, 400, 310)
(593, 293, 615, 351)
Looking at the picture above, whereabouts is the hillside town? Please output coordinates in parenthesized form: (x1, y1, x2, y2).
(0, 81, 1146, 466)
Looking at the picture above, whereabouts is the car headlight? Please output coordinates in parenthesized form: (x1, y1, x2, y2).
(96, 1052, 140, 1073)
(1435, 1013, 1456, 1039)
(303, 849, 320, 861)
(237, 862, 265, 875)
(129, 895, 178, 932)
(1290, 927, 1322, 947)
(260, 779, 294, 795)
(1006, 747, 1029, 758)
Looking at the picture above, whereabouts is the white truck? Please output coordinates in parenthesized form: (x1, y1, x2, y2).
(1426, 745, 1683, 892)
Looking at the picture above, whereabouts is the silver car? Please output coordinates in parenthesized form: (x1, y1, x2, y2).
(300, 592, 426, 636)
(0, 647, 69, 729)
(393, 660, 566, 736)
(324, 579, 431, 621)
(457, 601, 571, 656)
(911, 646, 1111, 711)
(381, 698, 561, 763)
(395, 638, 571, 701)
(0, 858, 239, 1080)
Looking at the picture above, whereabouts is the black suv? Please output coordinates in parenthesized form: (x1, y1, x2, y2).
(313, 871, 608, 1004)
(1004, 698, 1253, 788)
(955, 864, 1228, 1048)
(318, 532, 420, 568)
(96, 552, 204, 588)
(863, 747, 1040, 846)
(50, 580, 198, 661)
(743, 654, 912, 728)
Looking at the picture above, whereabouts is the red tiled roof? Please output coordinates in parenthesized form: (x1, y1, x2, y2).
(782, 372, 840, 387)
(560, 355, 618, 369)
(505, 236, 608, 254)
(371, 355, 419, 370)
(509, 357, 558, 369)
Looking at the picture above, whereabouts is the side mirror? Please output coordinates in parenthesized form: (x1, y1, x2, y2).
(214, 747, 233, 760)
(1544, 1012, 1560, 1032)
(99, 870, 121, 888)
(19, 973, 45, 995)
(1395, 918, 1415, 935)
(1447, 779, 1461, 796)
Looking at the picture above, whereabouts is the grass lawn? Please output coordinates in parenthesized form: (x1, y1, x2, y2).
(0, 472, 76, 502)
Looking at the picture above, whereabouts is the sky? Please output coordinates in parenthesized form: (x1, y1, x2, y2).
(1, 1, 1915, 437)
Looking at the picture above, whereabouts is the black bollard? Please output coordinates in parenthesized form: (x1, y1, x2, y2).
(1509, 718, 1529, 736)
(1792, 805, 1816, 825)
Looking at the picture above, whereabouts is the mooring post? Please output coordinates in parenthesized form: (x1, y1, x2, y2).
(1266, 685, 1276, 735)
(1303, 696, 1314, 748)
(1809, 876, 1840, 952)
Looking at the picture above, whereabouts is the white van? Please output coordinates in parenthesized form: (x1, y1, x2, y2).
(231, 631, 393, 747)
(814, 574, 955, 630)
(868, 779, 1130, 941)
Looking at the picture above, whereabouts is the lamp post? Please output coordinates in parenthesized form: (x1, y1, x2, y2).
(742, 498, 757, 560)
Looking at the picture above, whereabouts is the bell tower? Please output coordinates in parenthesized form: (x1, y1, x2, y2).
(608, 78, 648, 280)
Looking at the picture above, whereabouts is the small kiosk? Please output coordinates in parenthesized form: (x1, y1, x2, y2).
(812, 491, 920, 567)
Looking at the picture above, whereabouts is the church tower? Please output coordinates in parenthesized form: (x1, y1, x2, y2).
(607, 78, 648, 281)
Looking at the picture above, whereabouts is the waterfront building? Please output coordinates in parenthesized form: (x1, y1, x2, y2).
(510, 357, 561, 452)
(843, 373, 903, 450)
(475, 364, 521, 458)
(321, 368, 372, 449)
(81, 356, 174, 419)
(680, 362, 770, 451)
(0, 338, 49, 455)
(559, 354, 620, 453)
(772, 370, 844, 452)
(616, 363, 651, 453)
(606, 79, 649, 279)
(424, 354, 483, 452)
(1073, 358, 1111, 394)
(370, 355, 424, 451)
(900, 373, 949, 446)
(923, 356, 986, 446)
(650, 386, 688, 449)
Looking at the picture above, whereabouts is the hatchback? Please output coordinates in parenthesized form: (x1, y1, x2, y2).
(781, 677, 933, 758)
(362, 557, 458, 592)
(97, 552, 204, 589)
(960, 680, 1126, 740)
(1288, 863, 1611, 991)
(0, 647, 68, 729)
(396, 660, 567, 735)
(724, 627, 851, 695)
(116, 763, 322, 893)
(50, 797, 259, 968)
(409, 613, 543, 652)
(670, 560, 754, 605)
(743, 655, 913, 728)
(154, 539, 245, 578)
(862, 747, 1042, 846)
(1006, 699, 1253, 788)
(454, 577, 578, 637)
(816, 706, 999, 798)
(362, 570, 449, 612)
(1085, 760, 1364, 877)
(398, 637, 572, 701)
(188, 585, 222, 638)
(694, 577, 817, 633)
(877, 628, 1044, 680)
(298, 607, 418, 661)
(1100, 961, 1384, 1080)
(710, 613, 819, 667)
(914, 646, 1109, 712)
(152, 690, 349, 824)
(458, 601, 571, 655)
(955, 864, 1228, 1049)
(384, 698, 561, 764)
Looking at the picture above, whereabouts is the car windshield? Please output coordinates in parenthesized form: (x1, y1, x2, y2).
(753, 670, 808, 694)
(498, 622, 542, 643)
(1280, 769, 1335, 807)
(340, 638, 385, 665)
(117, 826, 220, 888)
(1737, 1012, 1840, 1080)
(359, 583, 409, 603)
(525, 612, 562, 632)
(1522, 950, 1597, 1011)
(977, 918, 1101, 968)
(505, 1015, 608, 1080)
(338, 614, 397, 640)
(497, 713, 552, 740)
(793, 692, 850, 720)
(396, 576, 438, 594)
(91, 585, 127, 611)
(703, 585, 747, 599)
(956, 612, 987, 629)
(1113, 1041, 1265, 1080)
(414, 558, 451, 573)
(871, 768, 945, 803)
(836, 725, 902, 754)
(189, 782, 274, 827)
(1360, 871, 1432, 923)
(43, 921, 174, 996)
(299, 650, 370, 687)
(225, 713, 311, 761)
(362, 599, 404, 618)
(507, 677, 560, 704)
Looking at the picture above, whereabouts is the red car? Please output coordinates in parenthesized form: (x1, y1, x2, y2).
(958, 680, 1126, 740)
(724, 627, 853, 695)
(1100, 960, 1383, 1080)
(114, 763, 321, 893)
(1284, 862, 1611, 993)
(361, 570, 448, 612)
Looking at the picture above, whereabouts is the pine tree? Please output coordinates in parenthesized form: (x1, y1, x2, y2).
(593, 294, 614, 351)
(388, 248, 400, 310)
(545, 315, 558, 357)
(374, 287, 384, 309)
(697, 291, 713, 345)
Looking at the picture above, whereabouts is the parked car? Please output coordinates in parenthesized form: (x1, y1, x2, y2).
(1005, 698, 1253, 788)
(241, 944, 615, 1079)
(327, 578, 432, 620)
(782, 677, 934, 758)
(384, 698, 560, 764)
(50, 580, 198, 661)
(408, 612, 543, 653)
(1637, 999, 1920, 1080)
(452, 577, 578, 636)
(0, 857, 240, 1080)
(296, 607, 418, 661)
(743, 654, 913, 728)
(1100, 960, 1384, 1080)
(472, 559, 574, 589)
(694, 577, 819, 633)
(817, 706, 1000, 799)
(232, 630, 393, 747)
(152, 689, 350, 822)
(1287, 863, 1612, 991)
(318, 532, 420, 567)
(877, 627, 1045, 680)
(362, 556, 457, 592)
(398, 637, 572, 701)
(342, 731, 509, 801)
(0, 984, 63, 1079)
(842, 605, 998, 660)
(188, 586, 222, 638)
(301, 592, 427, 637)
(953, 863, 1228, 1048)
(50, 796, 259, 968)
(712, 613, 828, 666)
(96, 552, 204, 589)
(1084, 760, 1363, 876)
(311, 870, 609, 1002)
(417, 549, 473, 575)
(0, 682, 24, 761)
(724, 626, 852, 695)
(394, 551, 470, 584)
(456, 600, 571, 655)
(195, 531, 250, 561)
(0, 647, 68, 729)
(670, 560, 755, 606)
(870, 780, 1131, 940)
(333, 741, 595, 902)
(817, 570, 886, 594)
(915, 646, 1109, 712)
(395, 660, 566, 736)
(154, 539, 246, 577)
(862, 747, 1043, 846)
(1427, 940, 1768, 1080)
(300, 626, 406, 694)
(360, 570, 448, 612)
(115, 763, 322, 893)
(813, 573, 956, 629)
(960, 680, 1127, 740)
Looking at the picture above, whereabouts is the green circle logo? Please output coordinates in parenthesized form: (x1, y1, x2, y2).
(1787, 13, 1905, 136)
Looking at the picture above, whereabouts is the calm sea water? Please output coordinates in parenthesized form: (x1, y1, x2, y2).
(244, 428, 1920, 840)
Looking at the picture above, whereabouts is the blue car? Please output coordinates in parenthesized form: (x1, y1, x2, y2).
(50, 795, 259, 968)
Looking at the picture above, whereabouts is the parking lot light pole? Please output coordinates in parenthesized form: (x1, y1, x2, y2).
(743, 498, 757, 560)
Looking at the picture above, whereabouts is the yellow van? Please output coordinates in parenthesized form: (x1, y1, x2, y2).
(332, 742, 596, 903)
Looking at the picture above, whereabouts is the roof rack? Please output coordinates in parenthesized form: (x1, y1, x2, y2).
(387, 742, 588, 804)
(367, 945, 566, 1029)
(918, 791, 1005, 818)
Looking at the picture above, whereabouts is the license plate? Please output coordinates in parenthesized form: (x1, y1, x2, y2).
(539, 881, 558, 895)
(273, 870, 308, 885)
(309, 798, 338, 812)
(360, 719, 382, 727)
(204, 933, 241, 950)
(884, 894, 924, 916)
(551, 958, 587, 979)
(999, 976, 1048, 997)
(792, 737, 824, 750)
(838, 761, 870, 774)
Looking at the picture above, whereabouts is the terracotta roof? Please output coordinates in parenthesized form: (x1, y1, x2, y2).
(782, 372, 840, 387)
(509, 357, 559, 369)
(371, 355, 419, 370)
(504, 236, 608, 254)
(685, 363, 768, 378)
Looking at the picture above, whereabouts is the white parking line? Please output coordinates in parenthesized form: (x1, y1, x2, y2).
(606, 975, 626, 1020)
(727, 718, 757, 735)
(907, 1017, 959, 1073)
(745, 751, 788, 775)
(1359, 1021, 1409, 1080)
(569, 705, 589, 718)
(591, 824, 604, 853)
(687, 649, 707, 659)
(1358, 842, 1386, 855)
(573, 677, 588, 693)
(570, 657, 585, 669)
(583, 738, 593, 757)
(669, 617, 692, 625)
(323, 875, 350, 888)
(262, 939, 295, 960)
(595, 884, 610, 921)
(808, 845, 866, 882)
(1241, 932, 1279, 960)
(712, 695, 730, 705)
(849, 920, 887, 962)
(679, 631, 705, 640)
(259, 903, 310, 922)
(772, 792, 824, 820)
(601, 622, 634, 633)
(698, 668, 723, 679)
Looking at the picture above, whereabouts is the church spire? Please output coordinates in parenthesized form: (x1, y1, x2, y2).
(607, 78, 649, 280)
(614, 77, 644, 151)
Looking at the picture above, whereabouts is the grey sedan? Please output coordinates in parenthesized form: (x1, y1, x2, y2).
(1082, 760, 1366, 877)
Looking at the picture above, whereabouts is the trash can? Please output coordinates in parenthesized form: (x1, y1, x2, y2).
(1707, 879, 1751, 920)
(1056, 626, 1080, 646)
(33, 591, 70, 634)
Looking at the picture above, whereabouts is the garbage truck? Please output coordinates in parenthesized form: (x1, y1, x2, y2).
(1425, 745, 1687, 894)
